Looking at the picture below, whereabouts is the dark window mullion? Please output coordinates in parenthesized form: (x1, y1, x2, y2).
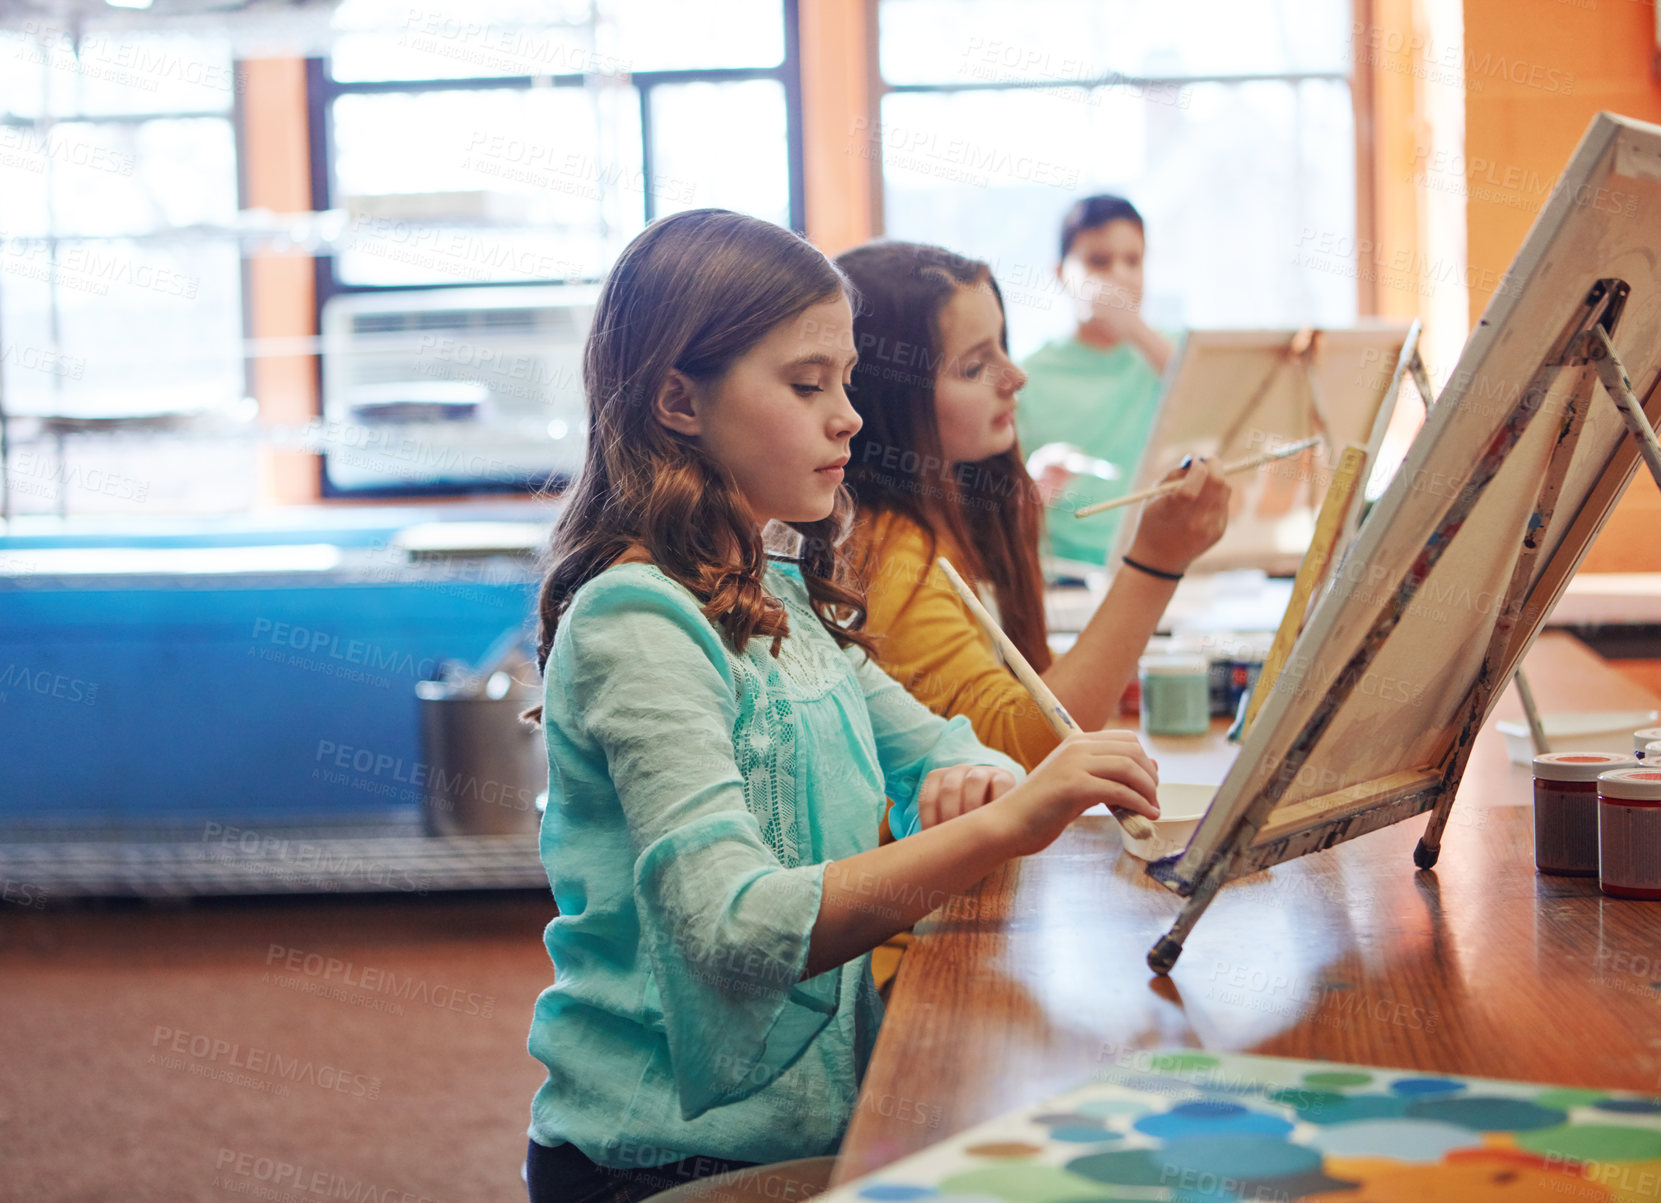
(305, 53, 337, 483)
(0, 111, 226, 127)
(306, 58, 341, 316)
(639, 82, 657, 225)
(232, 61, 255, 413)
(781, 0, 805, 233)
(326, 73, 578, 96)
(618, 66, 788, 87)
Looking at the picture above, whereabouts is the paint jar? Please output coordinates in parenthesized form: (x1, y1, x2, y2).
(1218, 657, 1264, 718)
(1635, 727, 1661, 756)
(1645, 741, 1661, 762)
(1139, 655, 1211, 737)
(1533, 752, 1638, 876)
(1598, 768, 1661, 899)
(1204, 650, 1268, 717)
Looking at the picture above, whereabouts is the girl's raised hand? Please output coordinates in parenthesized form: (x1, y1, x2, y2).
(917, 764, 1019, 830)
(1124, 457, 1230, 575)
(989, 731, 1160, 857)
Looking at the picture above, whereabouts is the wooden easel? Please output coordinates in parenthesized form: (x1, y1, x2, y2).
(1234, 442, 1369, 742)
(1217, 326, 1437, 457)
(1215, 325, 1438, 553)
(1147, 277, 1661, 974)
(1414, 285, 1661, 868)
(1230, 328, 1441, 742)
(1112, 322, 1429, 575)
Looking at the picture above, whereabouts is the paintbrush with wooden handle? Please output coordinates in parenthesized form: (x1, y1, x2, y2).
(1073, 434, 1324, 518)
(936, 557, 1157, 841)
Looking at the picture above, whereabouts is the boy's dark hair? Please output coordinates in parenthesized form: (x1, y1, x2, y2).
(1059, 194, 1144, 260)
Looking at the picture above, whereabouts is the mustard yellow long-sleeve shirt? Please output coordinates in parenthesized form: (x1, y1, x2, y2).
(857, 511, 1061, 772)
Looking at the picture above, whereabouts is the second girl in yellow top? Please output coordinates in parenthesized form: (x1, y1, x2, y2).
(837, 240, 1230, 774)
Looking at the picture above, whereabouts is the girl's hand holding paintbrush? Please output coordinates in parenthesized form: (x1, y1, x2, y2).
(936, 556, 1165, 841)
(913, 734, 1161, 851)
(1027, 459, 1227, 743)
(991, 730, 1160, 856)
(1121, 456, 1231, 575)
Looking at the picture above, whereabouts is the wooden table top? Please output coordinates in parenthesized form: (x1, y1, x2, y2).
(833, 633, 1661, 1183)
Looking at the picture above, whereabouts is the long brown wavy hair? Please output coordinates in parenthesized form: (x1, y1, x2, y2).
(532, 209, 873, 688)
(835, 241, 1051, 671)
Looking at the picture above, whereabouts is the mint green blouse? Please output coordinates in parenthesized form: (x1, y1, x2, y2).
(526, 559, 1021, 1167)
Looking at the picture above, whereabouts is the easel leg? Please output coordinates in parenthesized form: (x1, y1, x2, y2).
(1147, 862, 1229, 975)
(1408, 350, 1437, 412)
(1416, 373, 1596, 870)
(1513, 668, 1550, 756)
(1588, 326, 1661, 495)
(1414, 802, 1451, 869)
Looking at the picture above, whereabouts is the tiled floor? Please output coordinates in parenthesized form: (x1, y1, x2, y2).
(2, 887, 558, 1202)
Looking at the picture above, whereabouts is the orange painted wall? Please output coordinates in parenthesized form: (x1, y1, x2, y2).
(242, 58, 321, 505)
(1465, 0, 1661, 571)
(800, 0, 881, 255)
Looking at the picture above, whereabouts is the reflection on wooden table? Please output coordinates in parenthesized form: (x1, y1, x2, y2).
(834, 633, 1661, 1183)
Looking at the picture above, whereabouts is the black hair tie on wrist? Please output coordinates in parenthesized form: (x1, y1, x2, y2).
(1122, 554, 1183, 582)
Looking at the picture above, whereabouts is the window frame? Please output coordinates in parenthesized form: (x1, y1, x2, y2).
(297, 3, 807, 499)
(0, 50, 249, 519)
(304, 0, 806, 315)
(0, 106, 249, 399)
(871, 0, 1370, 315)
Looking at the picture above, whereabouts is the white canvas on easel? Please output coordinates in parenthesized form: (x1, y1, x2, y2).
(1110, 324, 1428, 576)
(1145, 111, 1661, 973)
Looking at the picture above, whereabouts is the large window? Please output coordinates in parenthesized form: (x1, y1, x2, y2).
(0, 24, 250, 515)
(316, 0, 802, 293)
(876, 0, 1357, 360)
(0, 3, 806, 515)
(306, 0, 803, 496)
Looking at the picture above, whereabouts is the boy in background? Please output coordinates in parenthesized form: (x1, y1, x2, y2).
(1018, 194, 1174, 569)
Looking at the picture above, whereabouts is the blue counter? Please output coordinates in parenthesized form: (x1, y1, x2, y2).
(0, 516, 546, 833)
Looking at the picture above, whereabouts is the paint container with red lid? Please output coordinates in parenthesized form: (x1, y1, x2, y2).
(1597, 767, 1661, 899)
(1533, 752, 1638, 876)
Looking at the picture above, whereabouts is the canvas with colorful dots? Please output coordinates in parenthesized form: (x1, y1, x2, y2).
(825, 1050, 1661, 1202)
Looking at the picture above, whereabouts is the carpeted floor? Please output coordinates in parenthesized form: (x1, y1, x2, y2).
(1, 889, 559, 1203)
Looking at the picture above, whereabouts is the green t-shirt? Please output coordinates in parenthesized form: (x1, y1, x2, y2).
(1016, 334, 1167, 566)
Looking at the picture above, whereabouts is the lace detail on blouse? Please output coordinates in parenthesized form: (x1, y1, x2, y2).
(727, 655, 804, 868)
(721, 568, 853, 869)
(771, 588, 850, 704)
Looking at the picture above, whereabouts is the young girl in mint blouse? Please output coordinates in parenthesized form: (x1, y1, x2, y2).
(522, 209, 1163, 1203)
